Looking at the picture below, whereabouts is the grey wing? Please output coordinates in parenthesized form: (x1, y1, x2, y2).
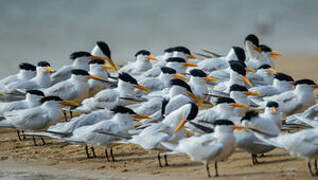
(51, 66, 73, 84)
(45, 82, 77, 100)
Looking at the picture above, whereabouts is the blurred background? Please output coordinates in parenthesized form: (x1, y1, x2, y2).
(0, 0, 317, 76)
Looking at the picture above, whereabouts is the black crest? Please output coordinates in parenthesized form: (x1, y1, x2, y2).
(164, 47, 175, 53)
(294, 79, 316, 86)
(187, 102, 199, 120)
(213, 120, 234, 126)
(71, 69, 90, 76)
(96, 41, 111, 58)
(241, 110, 259, 122)
(118, 72, 138, 85)
(189, 69, 207, 77)
(266, 101, 279, 108)
(174, 46, 191, 55)
(274, 73, 294, 82)
(37, 61, 51, 67)
(135, 50, 151, 57)
(26, 90, 45, 96)
(232, 46, 246, 61)
(245, 34, 259, 47)
(229, 61, 246, 76)
(111, 106, 135, 114)
(258, 64, 271, 69)
(229, 84, 248, 92)
(260, 44, 272, 52)
(216, 97, 235, 105)
(40, 96, 62, 104)
(19, 63, 36, 71)
(161, 66, 176, 74)
(170, 79, 192, 93)
(89, 59, 105, 65)
(166, 57, 186, 63)
(70, 51, 91, 60)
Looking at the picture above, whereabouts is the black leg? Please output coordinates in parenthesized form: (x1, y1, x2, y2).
(205, 162, 211, 177)
(85, 145, 90, 159)
(63, 110, 68, 122)
(16, 130, 22, 141)
(214, 161, 219, 177)
(105, 147, 110, 162)
(110, 147, 115, 162)
(308, 161, 314, 176)
(157, 152, 162, 167)
(252, 154, 258, 165)
(315, 159, 318, 175)
(164, 154, 169, 166)
(22, 130, 26, 140)
(70, 111, 73, 119)
(91, 147, 97, 158)
(32, 136, 37, 146)
(40, 137, 46, 145)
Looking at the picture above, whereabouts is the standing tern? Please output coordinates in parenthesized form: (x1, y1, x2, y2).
(162, 119, 245, 177)
(0, 90, 44, 117)
(5, 61, 55, 92)
(259, 44, 282, 68)
(187, 69, 218, 99)
(247, 64, 276, 86)
(119, 50, 158, 75)
(90, 41, 117, 72)
(44, 69, 107, 103)
(165, 57, 198, 74)
(244, 34, 263, 70)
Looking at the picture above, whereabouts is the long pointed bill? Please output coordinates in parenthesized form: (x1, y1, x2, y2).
(134, 84, 150, 93)
(174, 117, 187, 134)
(89, 75, 105, 81)
(173, 73, 187, 80)
(272, 107, 277, 113)
(103, 64, 117, 71)
(188, 92, 203, 106)
(60, 100, 79, 107)
(232, 103, 249, 108)
(270, 51, 282, 60)
(134, 114, 153, 120)
(233, 125, 248, 131)
(91, 56, 118, 71)
(187, 55, 198, 59)
(245, 67, 256, 73)
(245, 91, 262, 97)
(242, 76, 253, 87)
(266, 68, 277, 74)
(254, 47, 262, 53)
(204, 76, 218, 82)
(45, 66, 55, 73)
(147, 55, 159, 61)
(184, 62, 198, 67)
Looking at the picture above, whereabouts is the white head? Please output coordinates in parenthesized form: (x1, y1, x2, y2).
(36, 61, 55, 75)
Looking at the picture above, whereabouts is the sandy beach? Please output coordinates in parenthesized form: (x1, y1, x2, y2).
(1, 55, 318, 180)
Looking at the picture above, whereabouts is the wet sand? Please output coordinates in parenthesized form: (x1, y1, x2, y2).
(1, 55, 318, 180)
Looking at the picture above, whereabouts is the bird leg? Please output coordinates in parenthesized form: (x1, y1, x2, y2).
(63, 110, 68, 122)
(32, 136, 37, 146)
(164, 154, 169, 166)
(308, 161, 314, 176)
(110, 147, 115, 162)
(70, 111, 73, 119)
(16, 130, 22, 141)
(40, 137, 46, 145)
(21, 130, 26, 140)
(105, 147, 110, 162)
(252, 154, 259, 165)
(85, 145, 90, 158)
(91, 147, 97, 158)
(205, 162, 211, 178)
(315, 159, 318, 175)
(157, 152, 162, 167)
(214, 161, 219, 177)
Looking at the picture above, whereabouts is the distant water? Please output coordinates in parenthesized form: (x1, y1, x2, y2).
(0, 0, 317, 76)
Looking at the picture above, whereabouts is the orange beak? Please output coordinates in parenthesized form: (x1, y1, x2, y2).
(233, 125, 248, 131)
(45, 66, 55, 73)
(103, 64, 117, 71)
(89, 75, 105, 81)
(232, 103, 249, 108)
(184, 62, 198, 67)
(242, 76, 253, 87)
(204, 76, 218, 82)
(266, 68, 277, 74)
(134, 114, 153, 120)
(91, 56, 118, 71)
(174, 117, 187, 134)
(188, 92, 203, 106)
(147, 55, 159, 61)
(173, 73, 187, 80)
(270, 51, 283, 60)
(271, 107, 277, 113)
(187, 55, 198, 59)
(60, 100, 79, 107)
(134, 84, 150, 93)
(254, 47, 262, 53)
(245, 91, 262, 97)
(245, 67, 256, 73)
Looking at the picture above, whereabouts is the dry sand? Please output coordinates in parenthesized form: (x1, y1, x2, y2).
(0, 55, 318, 180)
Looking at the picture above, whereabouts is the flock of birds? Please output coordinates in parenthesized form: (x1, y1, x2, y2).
(1, 34, 318, 178)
